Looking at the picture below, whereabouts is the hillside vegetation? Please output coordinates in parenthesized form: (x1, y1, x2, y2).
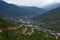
(0, 18, 57, 40)
(32, 7, 60, 32)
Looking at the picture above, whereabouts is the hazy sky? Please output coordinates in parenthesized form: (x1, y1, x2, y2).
(3, 0, 60, 7)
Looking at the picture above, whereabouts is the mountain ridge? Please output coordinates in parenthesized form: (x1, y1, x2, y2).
(0, 1, 46, 17)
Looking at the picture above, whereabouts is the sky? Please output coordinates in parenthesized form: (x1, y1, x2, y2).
(3, 0, 60, 8)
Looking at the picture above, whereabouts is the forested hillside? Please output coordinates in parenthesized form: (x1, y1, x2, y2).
(32, 7, 60, 32)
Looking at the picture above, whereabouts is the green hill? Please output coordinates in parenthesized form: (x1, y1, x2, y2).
(32, 7, 60, 31)
(0, 18, 57, 40)
(0, 17, 19, 30)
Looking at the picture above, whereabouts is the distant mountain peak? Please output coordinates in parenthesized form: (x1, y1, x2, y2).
(44, 3, 60, 10)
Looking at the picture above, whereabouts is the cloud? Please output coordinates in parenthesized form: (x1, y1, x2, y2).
(54, 0, 60, 3)
(3, 0, 60, 7)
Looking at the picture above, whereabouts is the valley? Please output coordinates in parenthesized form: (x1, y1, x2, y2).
(0, 0, 60, 40)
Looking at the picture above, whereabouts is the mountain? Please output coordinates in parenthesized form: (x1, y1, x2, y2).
(0, 11, 8, 17)
(32, 7, 60, 32)
(44, 3, 60, 10)
(19, 6, 45, 14)
(0, 1, 46, 17)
